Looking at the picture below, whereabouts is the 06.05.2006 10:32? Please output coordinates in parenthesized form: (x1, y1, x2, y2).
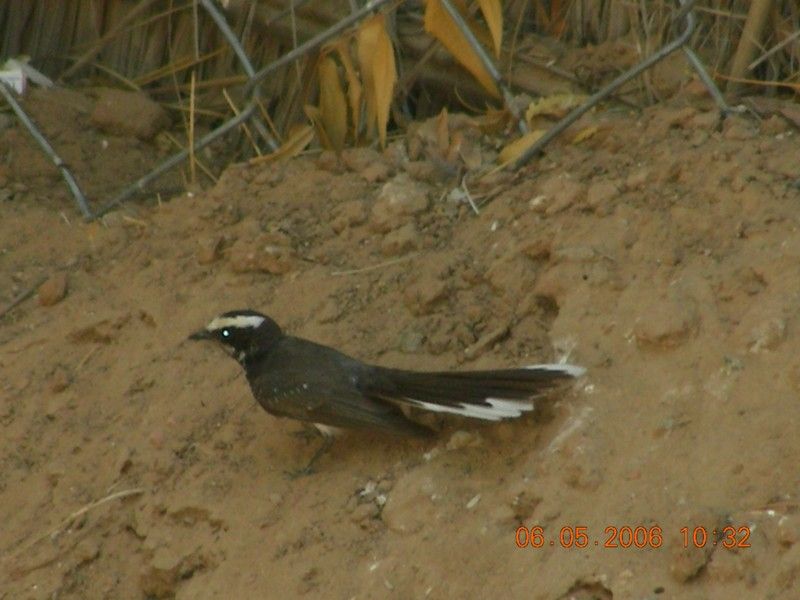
(514, 525, 752, 550)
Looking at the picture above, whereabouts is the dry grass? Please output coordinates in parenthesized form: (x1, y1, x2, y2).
(0, 0, 797, 165)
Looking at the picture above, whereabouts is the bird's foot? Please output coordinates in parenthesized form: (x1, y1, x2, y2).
(284, 435, 333, 479)
(284, 464, 316, 479)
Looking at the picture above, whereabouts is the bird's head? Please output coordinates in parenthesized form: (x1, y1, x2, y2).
(189, 310, 283, 362)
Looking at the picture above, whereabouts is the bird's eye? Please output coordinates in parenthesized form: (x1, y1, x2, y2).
(222, 329, 231, 337)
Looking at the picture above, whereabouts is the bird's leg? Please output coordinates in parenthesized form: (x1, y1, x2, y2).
(286, 430, 335, 479)
(291, 423, 320, 442)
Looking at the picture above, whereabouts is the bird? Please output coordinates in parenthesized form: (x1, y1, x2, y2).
(189, 309, 585, 473)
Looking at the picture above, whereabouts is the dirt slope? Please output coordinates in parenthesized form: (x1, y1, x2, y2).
(1, 90, 800, 599)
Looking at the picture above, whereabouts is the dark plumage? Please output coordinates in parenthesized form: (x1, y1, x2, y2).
(190, 310, 585, 470)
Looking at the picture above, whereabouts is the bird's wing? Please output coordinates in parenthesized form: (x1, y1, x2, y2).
(247, 338, 430, 436)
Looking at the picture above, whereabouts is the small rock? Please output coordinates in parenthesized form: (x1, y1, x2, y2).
(688, 110, 720, 129)
(360, 162, 391, 183)
(252, 165, 285, 186)
(370, 174, 431, 232)
(350, 502, 380, 527)
(587, 180, 620, 211)
(38, 272, 68, 306)
(149, 429, 165, 450)
(625, 168, 652, 191)
(381, 472, 437, 534)
(489, 504, 518, 528)
(228, 235, 294, 274)
(669, 539, 715, 583)
(48, 367, 71, 393)
(662, 106, 698, 128)
(404, 160, 449, 184)
(398, 329, 425, 353)
(90, 88, 169, 140)
(633, 297, 697, 348)
(403, 272, 450, 316)
(257, 245, 294, 275)
(669, 508, 724, 582)
(778, 514, 799, 547)
(315, 150, 340, 171)
(316, 299, 343, 324)
(74, 538, 101, 565)
(463, 325, 509, 360)
(562, 463, 603, 491)
(688, 130, 709, 147)
(723, 116, 756, 141)
(196, 236, 223, 265)
(760, 115, 788, 136)
(539, 177, 586, 214)
(140, 548, 182, 598)
(446, 430, 483, 451)
(68, 316, 127, 344)
(748, 318, 786, 353)
(331, 200, 367, 233)
(518, 237, 552, 261)
(381, 222, 419, 256)
(341, 147, 382, 172)
(465, 494, 481, 510)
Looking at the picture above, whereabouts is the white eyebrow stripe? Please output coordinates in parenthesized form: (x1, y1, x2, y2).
(206, 315, 265, 331)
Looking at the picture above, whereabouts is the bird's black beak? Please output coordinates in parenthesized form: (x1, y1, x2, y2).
(189, 329, 212, 341)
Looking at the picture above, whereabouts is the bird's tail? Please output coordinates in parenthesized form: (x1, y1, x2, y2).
(370, 364, 585, 421)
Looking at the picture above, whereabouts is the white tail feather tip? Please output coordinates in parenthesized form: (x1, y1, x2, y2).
(407, 398, 534, 421)
(525, 363, 586, 378)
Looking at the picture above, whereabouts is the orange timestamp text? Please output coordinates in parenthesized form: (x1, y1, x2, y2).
(515, 525, 752, 549)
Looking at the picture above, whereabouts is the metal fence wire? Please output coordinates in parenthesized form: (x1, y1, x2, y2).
(0, 0, 729, 221)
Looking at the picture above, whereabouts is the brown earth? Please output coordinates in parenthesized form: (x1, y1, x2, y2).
(1, 86, 800, 600)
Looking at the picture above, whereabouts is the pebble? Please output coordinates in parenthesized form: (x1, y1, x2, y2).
(360, 162, 391, 183)
(370, 174, 431, 233)
(403, 272, 450, 316)
(196, 236, 223, 265)
(747, 317, 787, 353)
(586, 180, 620, 212)
(48, 367, 71, 393)
(331, 200, 367, 233)
(38, 272, 68, 306)
(463, 325, 509, 360)
(625, 168, 652, 191)
(538, 177, 587, 215)
(350, 502, 380, 528)
(446, 430, 483, 451)
(633, 296, 697, 349)
(381, 472, 437, 534)
(228, 236, 294, 274)
(90, 88, 169, 140)
(380, 222, 419, 256)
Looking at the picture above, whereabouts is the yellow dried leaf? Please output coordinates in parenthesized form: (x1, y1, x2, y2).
(495, 129, 545, 169)
(318, 55, 348, 152)
(335, 41, 363, 140)
(357, 24, 377, 139)
(477, 0, 503, 57)
(525, 94, 587, 123)
(424, 0, 499, 97)
(304, 104, 332, 150)
(473, 107, 511, 133)
(357, 14, 396, 148)
(251, 123, 314, 165)
(571, 125, 599, 144)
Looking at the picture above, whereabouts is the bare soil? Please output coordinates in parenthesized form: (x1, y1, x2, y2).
(2, 86, 800, 599)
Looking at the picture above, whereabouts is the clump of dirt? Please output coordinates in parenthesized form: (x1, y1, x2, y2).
(2, 85, 800, 599)
(0, 87, 182, 211)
